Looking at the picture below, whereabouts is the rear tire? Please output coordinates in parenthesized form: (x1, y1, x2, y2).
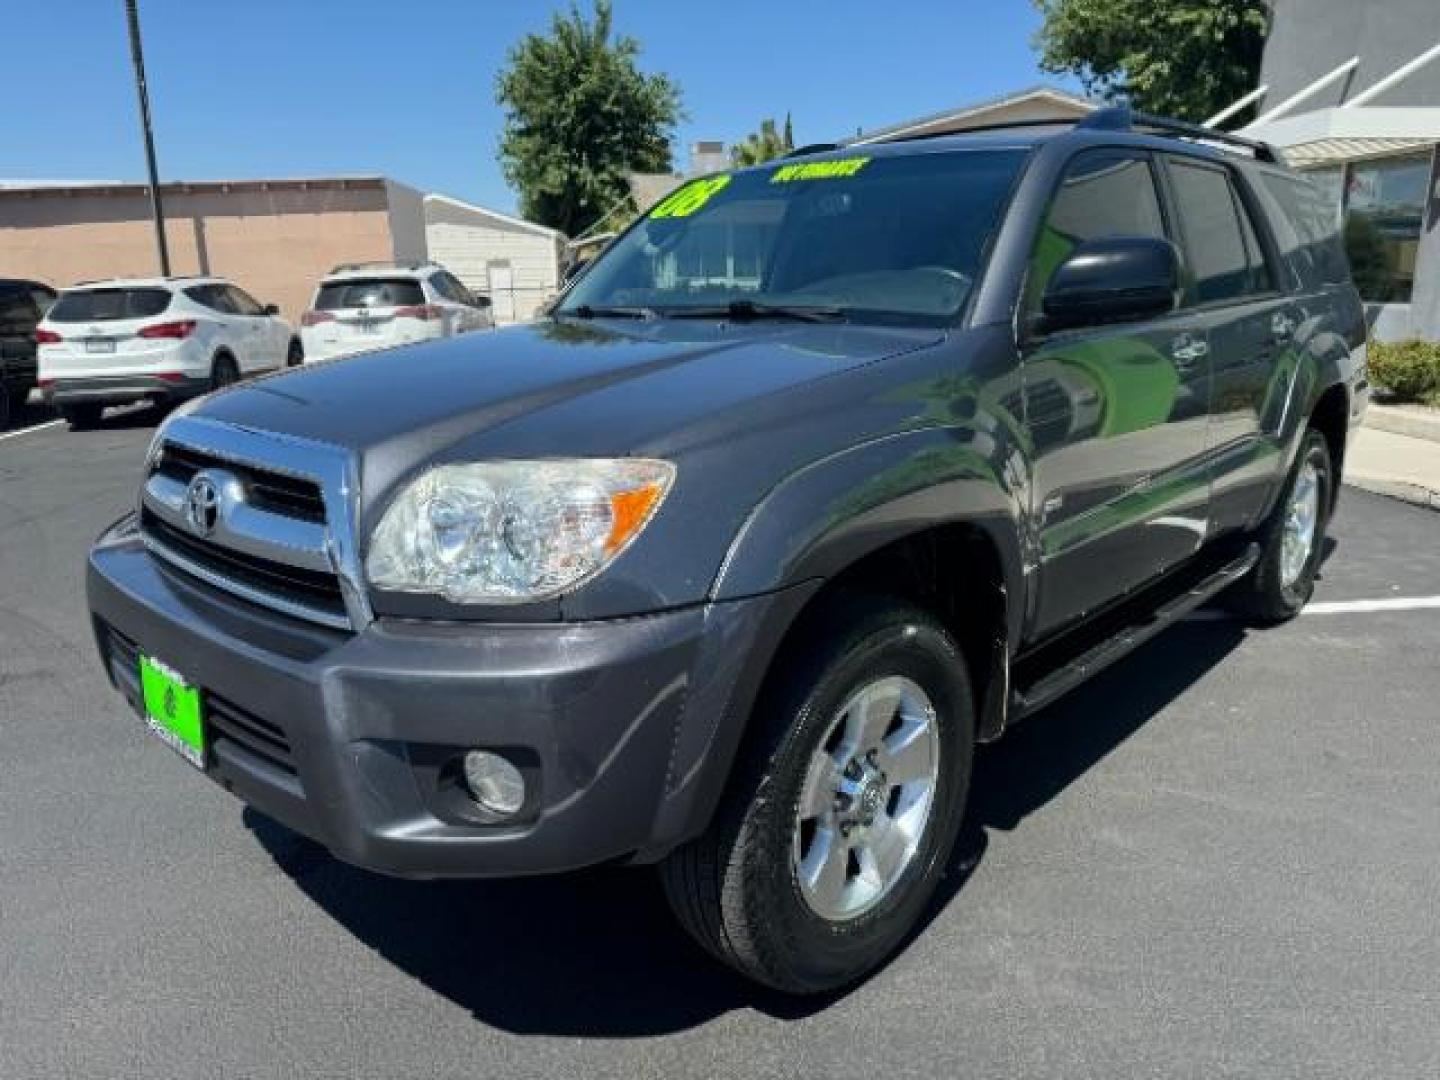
(60, 403, 103, 430)
(660, 595, 975, 994)
(210, 353, 240, 391)
(1226, 427, 1333, 623)
(286, 339, 304, 368)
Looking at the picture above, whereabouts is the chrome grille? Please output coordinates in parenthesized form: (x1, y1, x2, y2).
(155, 443, 326, 523)
(137, 417, 370, 632)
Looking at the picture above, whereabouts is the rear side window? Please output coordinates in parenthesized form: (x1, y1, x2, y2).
(0, 286, 39, 331)
(184, 284, 233, 313)
(1167, 160, 1268, 304)
(1256, 171, 1350, 289)
(48, 288, 172, 322)
(314, 278, 424, 310)
(1027, 149, 1168, 310)
(225, 285, 266, 316)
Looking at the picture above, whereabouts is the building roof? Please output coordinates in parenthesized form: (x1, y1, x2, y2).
(848, 85, 1096, 145)
(422, 192, 565, 240)
(0, 176, 391, 198)
(1245, 106, 1440, 166)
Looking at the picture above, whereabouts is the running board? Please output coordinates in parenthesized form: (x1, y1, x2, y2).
(1012, 543, 1259, 718)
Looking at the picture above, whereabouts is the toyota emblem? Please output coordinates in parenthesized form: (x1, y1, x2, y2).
(184, 473, 222, 538)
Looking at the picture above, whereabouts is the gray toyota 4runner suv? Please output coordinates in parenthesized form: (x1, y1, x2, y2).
(87, 108, 1366, 993)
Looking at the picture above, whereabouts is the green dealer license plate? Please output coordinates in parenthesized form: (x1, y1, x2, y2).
(139, 654, 204, 769)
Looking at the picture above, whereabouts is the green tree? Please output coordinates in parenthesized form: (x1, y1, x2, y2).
(731, 114, 795, 168)
(1034, 0, 1269, 122)
(496, 1, 683, 237)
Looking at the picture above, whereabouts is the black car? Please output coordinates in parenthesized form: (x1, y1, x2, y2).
(0, 278, 56, 422)
(86, 107, 1366, 993)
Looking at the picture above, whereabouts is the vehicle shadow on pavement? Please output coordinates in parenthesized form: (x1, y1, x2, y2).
(245, 617, 1251, 1036)
(0, 396, 57, 434)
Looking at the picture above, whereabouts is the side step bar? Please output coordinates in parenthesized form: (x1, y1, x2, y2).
(1012, 543, 1259, 718)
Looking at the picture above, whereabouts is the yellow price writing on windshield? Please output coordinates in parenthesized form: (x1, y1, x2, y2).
(771, 157, 871, 183)
(649, 175, 732, 219)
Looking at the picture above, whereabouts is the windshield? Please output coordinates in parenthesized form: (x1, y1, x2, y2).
(48, 287, 172, 323)
(560, 149, 1027, 325)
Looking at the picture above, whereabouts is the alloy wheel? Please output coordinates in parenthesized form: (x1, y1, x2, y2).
(792, 675, 940, 921)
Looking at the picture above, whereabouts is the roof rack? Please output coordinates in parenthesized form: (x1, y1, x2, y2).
(848, 105, 1279, 162)
(1080, 105, 1279, 163)
(328, 260, 430, 275)
(783, 143, 843, 159)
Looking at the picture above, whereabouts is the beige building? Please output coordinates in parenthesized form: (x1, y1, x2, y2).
(0, 176, 567, 325)
(0, 177, 426, 321)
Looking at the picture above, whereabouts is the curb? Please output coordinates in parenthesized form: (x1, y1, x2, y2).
(1365, 405, 1440, 444)
(1344, 473, 1440, 512)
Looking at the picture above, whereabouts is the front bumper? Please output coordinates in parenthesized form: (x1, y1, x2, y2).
(46, 374, 209, 405)
(87, 516, 805, 879)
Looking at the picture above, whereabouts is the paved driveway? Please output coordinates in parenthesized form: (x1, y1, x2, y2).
(2, 408, 1438, 1078)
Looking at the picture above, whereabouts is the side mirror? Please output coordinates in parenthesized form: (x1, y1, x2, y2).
(1040, 236, 1180, 332)
(474, 295, 492, 310)
(263, 303, 281, 317)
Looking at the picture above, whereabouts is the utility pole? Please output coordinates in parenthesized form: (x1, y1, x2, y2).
(124, 0, 170, 276)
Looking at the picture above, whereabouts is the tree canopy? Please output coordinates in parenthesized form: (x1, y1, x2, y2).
(731, 114, 795, 168)
(1034, 0, 1269, 123)
(496, 1, 683, 237)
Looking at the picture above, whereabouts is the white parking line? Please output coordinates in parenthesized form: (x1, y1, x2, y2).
(1304, 596, 1440, 615)
(1184, 596, 1440, 622)
(0, 419, 64, 442)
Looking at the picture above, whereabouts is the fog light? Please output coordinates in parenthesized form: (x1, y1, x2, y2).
(462, 750, 525, 816)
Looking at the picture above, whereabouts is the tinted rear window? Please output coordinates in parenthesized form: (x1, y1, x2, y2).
(314, 278, 424, 310)
(1256, 171, 1350, 289)
(49, 287, 172, 322)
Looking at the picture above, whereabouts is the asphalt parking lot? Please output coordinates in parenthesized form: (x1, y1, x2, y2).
(3, 405, 1438, 1079)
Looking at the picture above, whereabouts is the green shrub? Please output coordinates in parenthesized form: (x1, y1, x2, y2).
(1368, 339, 1440, 406)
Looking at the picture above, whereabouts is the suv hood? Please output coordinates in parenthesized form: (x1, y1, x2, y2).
(197, 318, 940, 463)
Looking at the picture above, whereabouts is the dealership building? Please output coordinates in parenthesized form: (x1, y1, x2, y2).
(1239, 0, 1440, 341)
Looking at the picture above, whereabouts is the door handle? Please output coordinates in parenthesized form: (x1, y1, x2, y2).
(1170, 334, 1209, 366)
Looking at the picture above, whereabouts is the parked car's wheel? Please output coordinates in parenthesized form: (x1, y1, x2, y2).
(60, 403, 104, 431)
(210, 353, 240, 391)
(661, 595, 975, 994)
(1227, 426, 1334, 623)
(6, 383, 30, 412)
(286, 339, 304, 368)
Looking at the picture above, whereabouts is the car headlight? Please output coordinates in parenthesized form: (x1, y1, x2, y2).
(365, 459, 675, 604)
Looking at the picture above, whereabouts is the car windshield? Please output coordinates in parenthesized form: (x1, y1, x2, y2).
(48, 287, 172, 322)
(559, 148, 1027, 326)
(315, 278, 425, 310)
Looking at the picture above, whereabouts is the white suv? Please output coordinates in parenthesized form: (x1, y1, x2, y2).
(37, 277, 300, 429)
(299, 262, 493, 362)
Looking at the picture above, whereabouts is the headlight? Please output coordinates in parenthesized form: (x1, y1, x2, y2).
(365, 459, 675, 604)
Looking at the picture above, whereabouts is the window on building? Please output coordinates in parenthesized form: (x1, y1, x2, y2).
(1342, 153, 1432, 303)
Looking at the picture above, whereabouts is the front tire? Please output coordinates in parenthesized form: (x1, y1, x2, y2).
(1227, 427, 1334, 623)
(661, 596, 975, 993)
(286, 339, 304, 368)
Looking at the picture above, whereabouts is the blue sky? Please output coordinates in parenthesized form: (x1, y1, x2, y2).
(3, 0, 1075, 214)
